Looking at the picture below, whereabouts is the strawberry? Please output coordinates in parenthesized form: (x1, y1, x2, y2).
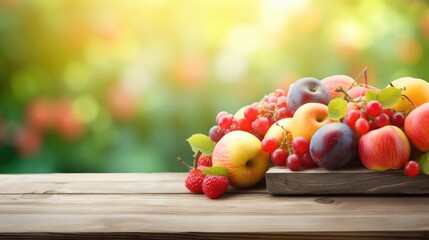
(197, 155, 212, 169)
(202, 175, 229, 199)
(177, 150, 206, 194)
(184, 169, 205, 194)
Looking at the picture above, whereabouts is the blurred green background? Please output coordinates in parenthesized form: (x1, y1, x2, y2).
(1, 0, 428, 173)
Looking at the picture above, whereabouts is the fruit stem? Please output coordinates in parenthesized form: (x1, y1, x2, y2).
(349, 67, 369, 91)
(193, 150, 203, 169)
(335, 86, 354, 102)
(176, 157, 193, 170)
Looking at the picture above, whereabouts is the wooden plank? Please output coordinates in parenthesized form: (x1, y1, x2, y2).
(266, 167, 429, 195)
(0, 232, 427, 240)
(0, 194, 428, 233)
(0, 173, 266, 194)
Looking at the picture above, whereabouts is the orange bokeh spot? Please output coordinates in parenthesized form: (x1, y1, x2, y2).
(396, 38, 422, 64)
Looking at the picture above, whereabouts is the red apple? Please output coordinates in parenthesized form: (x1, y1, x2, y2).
(359, 126, 410, 171)
(404, 102, 429, 152)
(320, 75, 356, 98)
(212, 130, 270, 188)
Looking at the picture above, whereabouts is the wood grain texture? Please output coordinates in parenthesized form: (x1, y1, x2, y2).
(0, 173, 428, 239)
(266, 167, 429, 195)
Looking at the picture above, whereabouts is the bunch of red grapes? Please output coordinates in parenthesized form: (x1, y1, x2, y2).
(343, 100, 406, 135)
(209, 89, 292, 142)
(261, 135, 314, 171)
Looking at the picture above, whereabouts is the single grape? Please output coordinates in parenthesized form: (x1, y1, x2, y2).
(271, 148, 288, 167)
(368, 119, 378, 131)
(237, 118, 252, 131)
(354, 118, 370, 135)
(244, 106, 258, 121)
(374, 113, 390, 128)
(302, 153, 315, 169)
(287, 154, 302, 171)
(404, 160, 420, 177)
(292, 136, 310, 155)
(277, 96, 287, 108)
(366, 100, 383, 117)
(216, 111, 229, 123)
(261, 137, 279, 154)
(343, 109, 360, 129)
(382, 108, 395, 118)
(274, 88, 286, 97)
(391, 112, 405, 128)
(218, 114, 233, 129)
(251, 117, 271, 136)
(266, 102, 277, 111)
(209, 125, 224, 142)
(267, 95, 278, 103)
(276, 107, 291, 120)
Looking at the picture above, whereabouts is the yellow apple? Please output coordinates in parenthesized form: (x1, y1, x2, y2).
(389, 77, 429, 113)
(233, 106, 246, 119)
(291, 103, 338, 141)
(212, 130, 270, 188)
(263, 117, 293, 149)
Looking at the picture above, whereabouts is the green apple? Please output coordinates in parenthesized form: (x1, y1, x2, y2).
(212, 130, 270, 188)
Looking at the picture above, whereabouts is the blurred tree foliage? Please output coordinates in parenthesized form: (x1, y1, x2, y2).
(0, 0, 429, 173)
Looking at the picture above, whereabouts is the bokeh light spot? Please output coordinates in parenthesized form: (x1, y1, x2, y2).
(73, 95, 99, 124)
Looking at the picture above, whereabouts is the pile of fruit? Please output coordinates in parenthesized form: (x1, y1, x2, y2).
(178, 69, 429, 199)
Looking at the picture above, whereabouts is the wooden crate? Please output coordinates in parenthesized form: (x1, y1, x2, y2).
(266, 166, 429, 195)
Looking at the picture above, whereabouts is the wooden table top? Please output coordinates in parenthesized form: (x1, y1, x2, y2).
(0, 173, 428, 239)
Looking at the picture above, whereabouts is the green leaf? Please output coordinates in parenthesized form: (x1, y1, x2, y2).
(202, 166, 229, 177)
(365, 90, 378, 102)
(328, 98, 348, 120)
(377, 87, 402, 108)
(186, 134, 215, 155)
(417, 152, 429, 175)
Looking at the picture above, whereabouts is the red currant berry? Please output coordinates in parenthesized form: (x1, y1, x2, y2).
(261, 137, 279, 154)
(287, 154, 302, 171)
(271, 148, 288, 166)
(404, 160, 420, 177)
(354, 118, 370, 135)
(366, 100, 382, 117)
(292, 136, 309, 155)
